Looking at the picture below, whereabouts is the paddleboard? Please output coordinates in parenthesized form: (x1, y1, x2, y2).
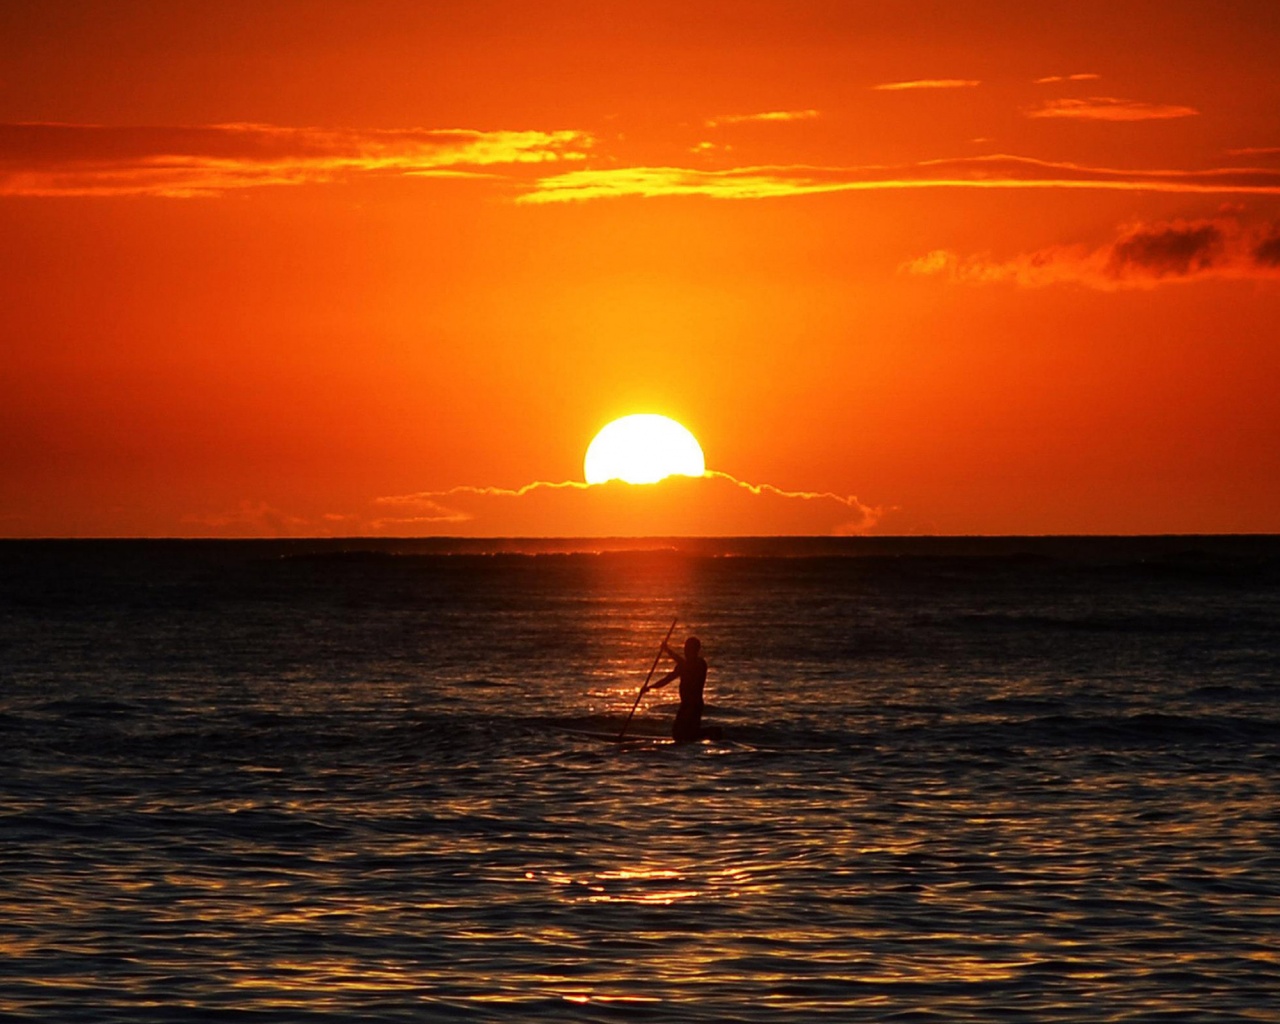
(557, 727, 744, 750)
(558, 728, 674, 745)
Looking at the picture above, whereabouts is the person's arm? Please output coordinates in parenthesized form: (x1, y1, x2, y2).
(645, 668, 679, 692)
(646, 642, 685, 692)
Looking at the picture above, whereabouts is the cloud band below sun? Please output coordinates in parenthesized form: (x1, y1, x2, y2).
(369, 471, 882, 537)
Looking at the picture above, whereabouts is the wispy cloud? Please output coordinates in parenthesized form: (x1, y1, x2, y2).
(704, 471, 880, 526)
(1026, 97, 1198, 121)
(181, 500, 313, 537)
(0, 121, 592, 197)
(372, 472, 881, 536)
(902, 217, 1280, 289)
(520, 155, 1280, 203)
(9, 121, 1273, 209)
(705, 110, 820, 127)
(872, 79, 981, 91)
(1227, 146, 1280, 158)
(520, 166, 823, 202)
(1034, 73, 1101, 84)
(374, 479, 591, 523)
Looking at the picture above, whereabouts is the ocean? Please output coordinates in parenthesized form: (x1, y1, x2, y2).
(2, 536, 1278, 1021)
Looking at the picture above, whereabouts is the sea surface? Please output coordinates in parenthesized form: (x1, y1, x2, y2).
(2, 536, 1279, 1021)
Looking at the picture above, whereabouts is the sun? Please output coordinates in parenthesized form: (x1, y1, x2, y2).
(584, 414, 706, 485)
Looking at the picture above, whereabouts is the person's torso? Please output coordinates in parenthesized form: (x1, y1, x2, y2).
(679, 658, 707, 707)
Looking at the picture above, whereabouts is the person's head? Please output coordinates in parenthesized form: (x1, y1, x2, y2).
(684, 636, 701, 658)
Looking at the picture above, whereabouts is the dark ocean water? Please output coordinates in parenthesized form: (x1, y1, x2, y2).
(2, 536, 1278, 1021)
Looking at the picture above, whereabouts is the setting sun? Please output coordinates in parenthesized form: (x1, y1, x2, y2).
(583, 414, 706, 485)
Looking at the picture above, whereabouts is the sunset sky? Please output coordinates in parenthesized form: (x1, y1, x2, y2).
(4, 1, 1279, 537)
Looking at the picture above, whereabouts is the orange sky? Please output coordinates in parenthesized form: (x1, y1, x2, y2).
(3, 1, 1279, 537)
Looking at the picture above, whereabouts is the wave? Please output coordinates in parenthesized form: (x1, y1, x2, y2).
(926, 610, 1254, 634)
(897, 710, 1280, 752)
(9, 690, 1274, 775)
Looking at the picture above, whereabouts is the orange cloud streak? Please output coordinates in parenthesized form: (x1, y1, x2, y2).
(1227, 146, 1280, 158)
(8, 124, 1276, 206)
(872, 79, 981, 91)
(0, 122, 592, 197)
(1034, 73, 1101, 84)
(705, 110, 821, 127)
(521, 155, 1280, 203)
(1026, 97, 1198, 121)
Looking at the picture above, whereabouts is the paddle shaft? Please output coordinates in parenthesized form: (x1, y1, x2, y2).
(618, 616, 678, 741)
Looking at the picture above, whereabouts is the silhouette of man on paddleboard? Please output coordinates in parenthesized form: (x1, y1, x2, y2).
(644, 636, 714, 742)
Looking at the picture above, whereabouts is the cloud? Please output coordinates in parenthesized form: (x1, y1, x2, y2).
(1026, 97, 1198, 121)
(1105, 222, 1223, 277)
(520, 165, 825, 202)
(1227, 146, 1280, 159)
(0, 121, 592, 197)
(10, 121, 1277, 210)
(902, 217, 1280, 289)
(872, 79, 981, 91)
(1034, 73, 1101, 84)
(370, 472, 882, 537)
(705, 110, 821, 127)
(1254, 233, 1280, 266)
(181, 500, 313, 537)
(520, 154, 1280, 203)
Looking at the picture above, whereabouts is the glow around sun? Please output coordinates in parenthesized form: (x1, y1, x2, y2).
(583, 414, 706, 485)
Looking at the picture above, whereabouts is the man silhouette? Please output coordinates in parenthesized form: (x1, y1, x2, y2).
(644, 636, 709, 742)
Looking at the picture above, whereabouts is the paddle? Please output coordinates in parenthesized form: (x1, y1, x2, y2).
(618, 616, 678, 742)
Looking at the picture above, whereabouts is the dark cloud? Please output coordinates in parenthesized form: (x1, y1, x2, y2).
(904, 217, 1280, 290)
(1105, 224, 1223, 279)
(1253, 232, 1280, 266)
